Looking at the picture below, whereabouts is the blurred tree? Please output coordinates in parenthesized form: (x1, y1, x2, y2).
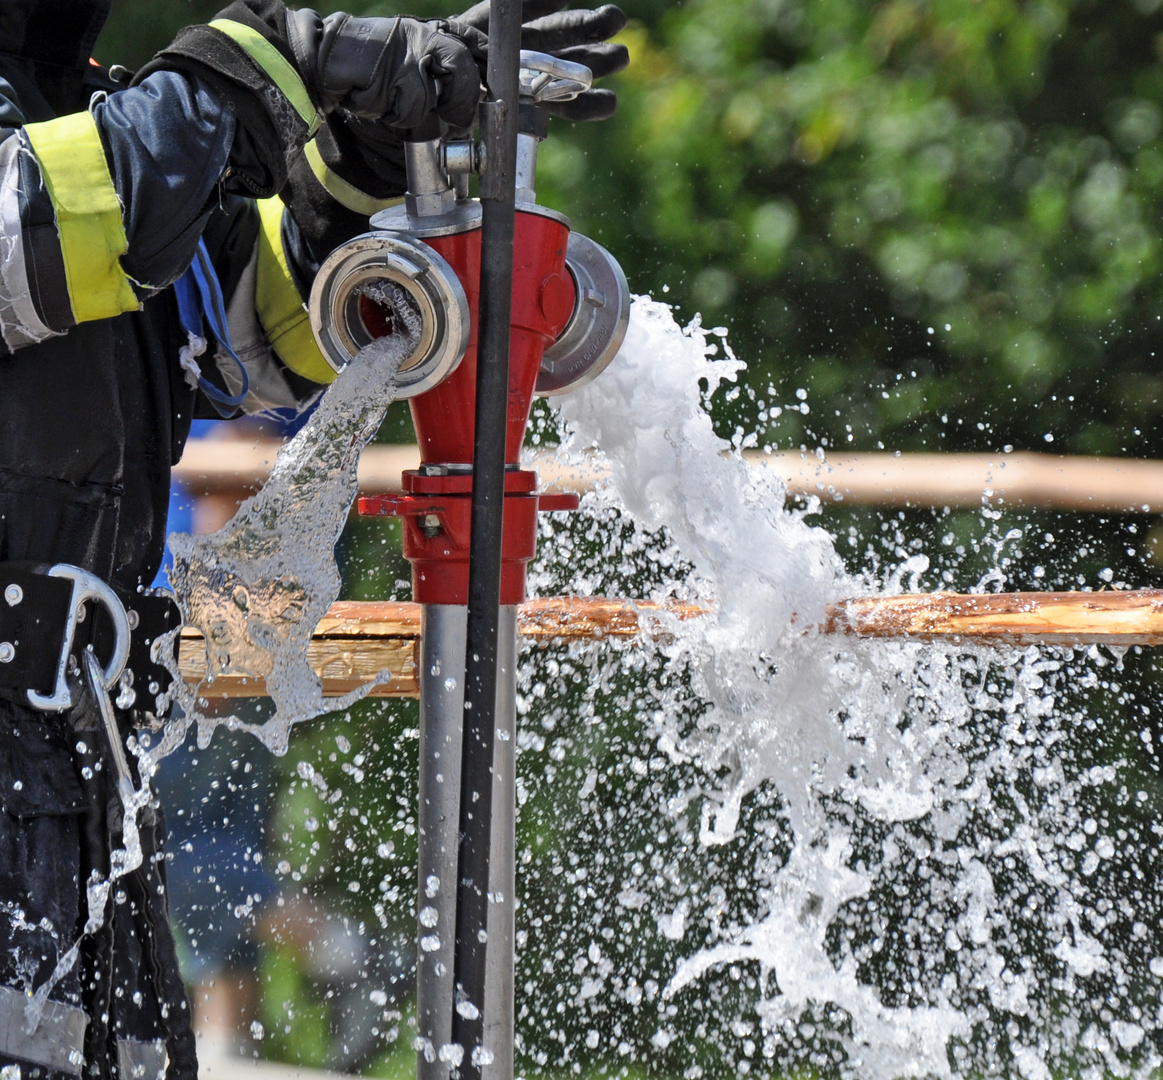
(535, 0, 1163, 459)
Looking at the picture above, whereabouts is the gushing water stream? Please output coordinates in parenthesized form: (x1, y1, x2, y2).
(146, 295, 1163, 1079)
(527, 297, 1163, 1079)
(161, 333, 412, 756)
(553, 299, 967, 1075)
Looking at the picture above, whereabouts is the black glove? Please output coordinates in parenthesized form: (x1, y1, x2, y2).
(455, 1, 628, 121)
(286, 12, 487, 128)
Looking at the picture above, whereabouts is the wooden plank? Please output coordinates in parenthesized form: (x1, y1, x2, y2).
(316, 600, 423, 638)
(764, 450, 1163, 513)
(180, 627, 418, 698)
(179, 591, 1163, 701)
(173, 441, 422, 499)
(516, 596, 709, 637)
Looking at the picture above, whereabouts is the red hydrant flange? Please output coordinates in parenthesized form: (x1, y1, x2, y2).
(358, 475, 580, 606)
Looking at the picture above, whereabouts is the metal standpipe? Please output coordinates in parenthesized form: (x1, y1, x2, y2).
(312, 40, 628, 1080)
(417, 605, 517, 1080)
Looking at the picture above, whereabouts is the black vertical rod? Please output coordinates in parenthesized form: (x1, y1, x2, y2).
(452, 1, 521, 1077)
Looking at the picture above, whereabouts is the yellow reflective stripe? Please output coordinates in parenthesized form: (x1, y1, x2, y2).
(23, 112, 139, 324)
(305, 141, 405, 217)
(255, 197, 336, 384)
(209, 19, 320, 135)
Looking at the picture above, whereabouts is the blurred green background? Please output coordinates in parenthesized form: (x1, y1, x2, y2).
(96, 0, 1163, 1076)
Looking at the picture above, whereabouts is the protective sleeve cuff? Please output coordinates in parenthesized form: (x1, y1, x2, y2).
(133, 1, 320, 197)
(255, 196, 336, 385)
(22, 112, 140, 325)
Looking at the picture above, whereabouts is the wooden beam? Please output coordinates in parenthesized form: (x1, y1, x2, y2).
(765, 450, 1163, 513)
(172, 440, 423, 498)
(178, 599, 709, 699)
(178, 591, 1163, 700)
(824, 589, 1163, 646)
(179, 610, 420, 699)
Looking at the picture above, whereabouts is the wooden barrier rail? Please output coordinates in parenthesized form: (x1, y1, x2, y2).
(173, 441, 1163, 514)
(179, 591, 1163, 699)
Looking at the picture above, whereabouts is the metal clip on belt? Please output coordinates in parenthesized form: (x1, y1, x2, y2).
(0, 561, 180, 716)
(29, 565, 129, 712)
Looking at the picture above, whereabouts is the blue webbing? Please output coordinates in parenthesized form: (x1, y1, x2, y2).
(173, 239, 250, 416)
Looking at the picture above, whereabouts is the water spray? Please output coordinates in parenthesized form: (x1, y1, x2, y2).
(307, 47, 629, 1080)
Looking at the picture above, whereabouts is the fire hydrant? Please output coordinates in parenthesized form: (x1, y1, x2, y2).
(308, 51, 630, 1080)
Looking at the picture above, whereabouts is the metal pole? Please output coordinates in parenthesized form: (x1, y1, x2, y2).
(453, 0, 521, 1075)
(417, 605, 466, 1080)
(418, 606, 518, 1080)
(483, 606, 517, 1080)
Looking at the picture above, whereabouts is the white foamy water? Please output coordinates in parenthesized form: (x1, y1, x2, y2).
(529, 296, 1161, 1079)
(163, 334, 410, 755)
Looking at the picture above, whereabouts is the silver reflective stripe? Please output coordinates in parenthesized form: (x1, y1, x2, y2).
(0, 985, 87, 1076)
(117, 1037, 166, 1080)
(222, 244, 318, 413)
(0, 136, 61, 351)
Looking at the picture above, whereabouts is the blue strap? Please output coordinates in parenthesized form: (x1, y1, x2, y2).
(174, 239, 250, 416)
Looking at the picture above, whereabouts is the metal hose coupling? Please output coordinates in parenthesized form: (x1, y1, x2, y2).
(536, 232, 630, 396)
(309, 232, 470, 398)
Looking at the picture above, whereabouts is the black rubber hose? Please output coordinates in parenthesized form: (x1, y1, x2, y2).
(451, 1, 521, 1076)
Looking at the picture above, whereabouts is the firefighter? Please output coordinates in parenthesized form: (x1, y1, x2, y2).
(0, 1, 626, 1078)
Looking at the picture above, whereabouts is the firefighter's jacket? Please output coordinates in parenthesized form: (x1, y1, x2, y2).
(0, 36, 338, 596)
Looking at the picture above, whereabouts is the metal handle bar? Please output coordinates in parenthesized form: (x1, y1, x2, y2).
(518, 50, 592, 103)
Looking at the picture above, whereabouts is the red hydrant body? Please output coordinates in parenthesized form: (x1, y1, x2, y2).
(358, 210, 579, 605)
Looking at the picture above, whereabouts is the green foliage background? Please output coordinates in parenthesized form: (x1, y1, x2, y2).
(95, 0, 1163, 1075)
